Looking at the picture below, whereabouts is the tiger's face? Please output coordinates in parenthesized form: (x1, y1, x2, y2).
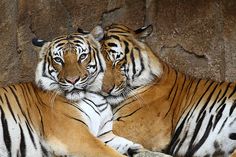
(101, 37, 128, 97)
(100, 24, 162, 105)
(34, 31, 105, 101)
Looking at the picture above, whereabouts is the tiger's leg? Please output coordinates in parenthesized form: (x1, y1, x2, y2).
(98, 119, 143, 156)
(99, 131, 143, 156)
(43, 108, 126, 157)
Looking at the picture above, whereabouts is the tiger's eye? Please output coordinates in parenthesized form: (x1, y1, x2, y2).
(80, 54, 87, 60)
(54, 57, 63, 64)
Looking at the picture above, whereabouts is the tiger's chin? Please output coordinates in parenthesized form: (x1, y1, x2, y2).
(105, 95, 125, 107)
(64, 90, 85, 102)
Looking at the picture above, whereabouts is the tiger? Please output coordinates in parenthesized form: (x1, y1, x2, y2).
(0, 27, 142, 157)
(87, 24, 236, 157)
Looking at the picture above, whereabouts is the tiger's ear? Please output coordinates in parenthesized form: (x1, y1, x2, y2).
(134, 25, 153, 41)
(90, 25, 104, 41)
(77, 27, 90, 34)
(32, 38, 48, 47)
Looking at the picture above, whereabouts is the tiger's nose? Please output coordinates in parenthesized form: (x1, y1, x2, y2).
(102, 85, 114, 95)
(65, 77, 80, 84)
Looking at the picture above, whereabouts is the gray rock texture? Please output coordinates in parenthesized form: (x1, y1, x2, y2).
(0, 0, 235, 87)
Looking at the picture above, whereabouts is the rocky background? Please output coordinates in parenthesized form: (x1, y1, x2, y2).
(0, 0, 236, 86)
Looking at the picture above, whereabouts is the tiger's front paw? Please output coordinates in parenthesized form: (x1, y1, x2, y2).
(126, 143, 143, 157)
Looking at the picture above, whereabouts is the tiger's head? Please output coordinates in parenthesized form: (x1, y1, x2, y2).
(33, 27, 105, 101)
(99, 24, 163, 105)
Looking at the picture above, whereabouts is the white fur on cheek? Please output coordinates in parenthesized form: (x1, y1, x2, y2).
(35, 59, 60, 92)
(87, 72, 104, 93)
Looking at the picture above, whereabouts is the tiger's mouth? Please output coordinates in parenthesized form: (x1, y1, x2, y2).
(64, 88, 86, 102)
(65, 88, 84, 94)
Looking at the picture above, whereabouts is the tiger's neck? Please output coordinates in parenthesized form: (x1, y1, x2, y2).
(130, 61, 200, 131)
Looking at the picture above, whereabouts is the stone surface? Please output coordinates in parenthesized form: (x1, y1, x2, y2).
(146, 0, 226, 81)
(135, 150, 172, 157)
(0, 0, 235, 85)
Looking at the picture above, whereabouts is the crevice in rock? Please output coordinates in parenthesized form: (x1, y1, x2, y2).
(160, 44, 208, 60)
(100, 7, 123, 26)
(60, 0, 73, 34)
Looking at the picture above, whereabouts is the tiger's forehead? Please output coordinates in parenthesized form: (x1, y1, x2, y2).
(105, 38, 126, 63)
(50, 34, 90, 56)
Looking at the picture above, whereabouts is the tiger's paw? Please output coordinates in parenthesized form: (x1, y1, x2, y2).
(126, 143, 143, 157)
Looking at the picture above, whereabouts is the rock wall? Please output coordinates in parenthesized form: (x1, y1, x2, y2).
(0, 0, 235, 86)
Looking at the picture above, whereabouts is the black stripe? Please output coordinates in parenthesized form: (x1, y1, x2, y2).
(66, 102, 91, 120)
(107, 43, 117, 47)
(188, 81, 214, 122)
(168, 70, 178, 99)
(0, 95, 3, 103)
(229, 85, 236, 98)
(184, 79, 201, 122)
(42, 56, 47, 78)
(216, 97, 227, 112)
(218, 117, 228, 134)
(173, 131, 188, 155)
(98, 130, 112, 137)
(8, 86, 28, 119)
(100, 119, 113, 131)
(169, 139, 180, 155)
(12, 85, 17, 91)
(109, 35, 120, 40)
(34, 100, 45, 136)
(165, 82, 179, 118)
(229, 133, 236, 140)
(19, 124, 26, 157)
(2, 87, 8, 93)
(187, 115, 213, 156)
(135, 48, 144, 77)
(82, 99, 101, 116)
(95, 102, 107, 107)
(186, 110, 206, 155)
(230, 100, 236, 116)
(56, 42, 65, 48)
(168, 114, 188, 154)
(116, 107, 142, 121)
(124, 41, 129, 54)
(180, 79, 195, 112)
(64, 114, 88, 127)
(213, 103, 226, 129)
(104, 137, 115, 144)
(98, 104, 108, 112)
(95, 48, 104, 72)
(74, 36, 85, 41)
(113, 101, 134, 115)
(229, 117, 236, 126)
(4, 93, 17, 123)
(73, 40, 83, 44)
(53, 37, 66, 43)
(40, 143, 49, 156)
(196, 83, 218, 122)
(130, 49, 136, 79)
(25, 121, 37, 149)
(217, 83, 231, 103)
(0, 105, 11, 156)
(110, 30, 127, 33)
(209, 89, 221, 112)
